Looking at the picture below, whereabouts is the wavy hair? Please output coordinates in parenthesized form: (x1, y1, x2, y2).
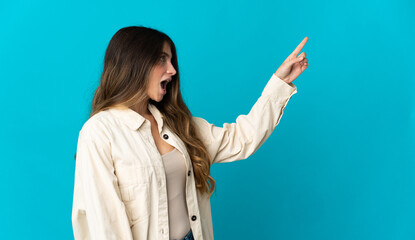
(76, 26, 216, 197)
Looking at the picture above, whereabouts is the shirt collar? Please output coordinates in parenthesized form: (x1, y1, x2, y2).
(107, 103, 164, 133)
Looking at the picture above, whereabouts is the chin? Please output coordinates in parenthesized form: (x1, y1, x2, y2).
(150, 95, 164, 102)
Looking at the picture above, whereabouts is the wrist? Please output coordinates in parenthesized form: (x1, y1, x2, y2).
(274, 72, 289, 84)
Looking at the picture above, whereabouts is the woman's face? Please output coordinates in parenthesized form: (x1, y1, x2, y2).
(147, 41, 177, 102)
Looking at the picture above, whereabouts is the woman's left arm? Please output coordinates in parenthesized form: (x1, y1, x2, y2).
(192, 37, 309, 164)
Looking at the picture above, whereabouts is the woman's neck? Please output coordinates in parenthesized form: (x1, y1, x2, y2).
(130, 102, 151, 117)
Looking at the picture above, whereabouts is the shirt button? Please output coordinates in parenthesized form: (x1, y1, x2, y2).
(163, 134, 169, 140)
(188, 170, 191, 176)
(191, 215, 197, 221)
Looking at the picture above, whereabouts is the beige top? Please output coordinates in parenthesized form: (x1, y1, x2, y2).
(161, 148, 191, 240)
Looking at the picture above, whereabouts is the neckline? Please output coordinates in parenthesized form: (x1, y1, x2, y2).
(161, 148, 176, 157)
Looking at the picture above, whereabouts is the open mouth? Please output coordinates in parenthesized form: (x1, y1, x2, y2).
(160, 80, 168, 90)
(160, 79, 170, 94)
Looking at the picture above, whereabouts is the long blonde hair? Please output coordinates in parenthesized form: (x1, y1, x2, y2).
(79, 26, 216, 197)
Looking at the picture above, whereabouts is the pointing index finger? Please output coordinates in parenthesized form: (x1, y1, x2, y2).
(291, 36, 309, 57)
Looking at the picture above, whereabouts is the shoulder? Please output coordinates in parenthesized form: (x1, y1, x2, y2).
(78, 110, 114, 143)
(191, 116, 209, 126)
(191, 116, 215, 144)
(191, 116, 214, 131)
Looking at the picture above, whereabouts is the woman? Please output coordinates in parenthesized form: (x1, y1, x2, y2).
(72, 26, 309, 240)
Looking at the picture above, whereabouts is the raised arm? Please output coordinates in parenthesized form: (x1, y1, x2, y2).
(192, 37, 309, 164)
(192, 73, 297, 164)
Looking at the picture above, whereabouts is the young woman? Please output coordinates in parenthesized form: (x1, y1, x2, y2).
(72, 26, 309, 240)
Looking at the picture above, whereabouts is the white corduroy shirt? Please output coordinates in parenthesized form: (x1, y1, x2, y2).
(72, 73, 297, 240)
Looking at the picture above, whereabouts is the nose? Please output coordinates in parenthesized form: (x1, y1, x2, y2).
(167, 62, 176, 76)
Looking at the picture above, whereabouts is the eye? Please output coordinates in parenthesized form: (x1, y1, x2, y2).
(159, 56, 166, 63)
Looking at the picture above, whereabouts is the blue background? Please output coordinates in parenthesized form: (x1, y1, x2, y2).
(1, 0, 414, 239)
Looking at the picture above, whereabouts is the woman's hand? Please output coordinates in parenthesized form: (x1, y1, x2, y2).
(275, 36, 309, 84)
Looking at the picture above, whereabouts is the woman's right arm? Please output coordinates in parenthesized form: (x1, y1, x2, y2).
(72, 122, 133, 240)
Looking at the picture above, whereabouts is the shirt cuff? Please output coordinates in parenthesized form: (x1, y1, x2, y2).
(261, 73, 298, 101)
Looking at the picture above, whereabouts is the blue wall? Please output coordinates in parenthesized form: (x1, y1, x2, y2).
(0, 0, 414, 239)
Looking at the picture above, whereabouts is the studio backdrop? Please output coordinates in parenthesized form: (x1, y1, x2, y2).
(0, 0, 414, 239)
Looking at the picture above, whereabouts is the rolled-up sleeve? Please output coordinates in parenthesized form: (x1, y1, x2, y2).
(72, 122, 133, 240)
(192, 73, 298, 164)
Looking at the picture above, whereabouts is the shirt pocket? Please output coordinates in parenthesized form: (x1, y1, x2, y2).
(115, 165, 150, 186)
(116, 166, 151, 224)
(119, 183, 150, 224)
